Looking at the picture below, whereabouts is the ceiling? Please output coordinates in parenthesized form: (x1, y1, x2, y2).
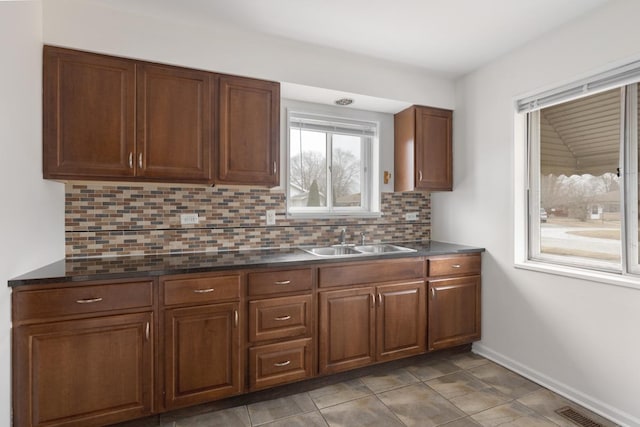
(91, 0, 609, 77)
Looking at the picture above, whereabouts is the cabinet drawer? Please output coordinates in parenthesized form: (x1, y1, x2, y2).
(318, 258, 424, 288)
(428, 254, 481, 277)
(249, 295, 312, 343)
(163, 274, 240, 306)
(249, 338, 313, 390)
(248, 268, 312, 296)
(13, 280, 153, 322)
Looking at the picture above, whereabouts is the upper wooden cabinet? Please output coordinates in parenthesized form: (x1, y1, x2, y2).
(136, 63, 213, 182)
(217, 75, 280, 186)
(43, 46, 281, 186)
(43, 46, 136, 179)
(394, 105, 453, 192)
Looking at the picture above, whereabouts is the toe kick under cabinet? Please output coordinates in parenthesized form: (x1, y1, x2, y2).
(11, 251, 481, 426)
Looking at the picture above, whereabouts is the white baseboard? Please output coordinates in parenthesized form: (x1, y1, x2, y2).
(472, 343, 639, 427)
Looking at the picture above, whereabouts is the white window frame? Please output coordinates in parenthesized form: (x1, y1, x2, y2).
(286, 109, 380, 218)
(515, 62, 640, 291)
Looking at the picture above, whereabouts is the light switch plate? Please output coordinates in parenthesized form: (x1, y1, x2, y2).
(266, 210, 276, 225)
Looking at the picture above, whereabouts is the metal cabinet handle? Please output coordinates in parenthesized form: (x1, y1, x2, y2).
(234, 309, 239, 327)
(274, 280, 291, 285)
(274, 360, 291, 367)
(418, 170, 423, 181)
(193, 288, 215, 294)
(128, 152, 133, 169)
(75, 297, 103, 304)
(138, 153, 143, 168)
(370, 293, 374, 307)
(145, 322, 150, 341)
(451, 264, 462, 269)
(431, 288, 436, 299)
(273, 161, 277, 174)
(377, 293, 382, 306)
(274, 315, 291, 321)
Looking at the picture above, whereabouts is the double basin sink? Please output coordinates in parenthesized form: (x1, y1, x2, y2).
(300, 244, 416, 257)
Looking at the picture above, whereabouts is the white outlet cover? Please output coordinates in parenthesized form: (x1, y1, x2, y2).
(405, 212, 419, 221)
(180, 213, 199, 225)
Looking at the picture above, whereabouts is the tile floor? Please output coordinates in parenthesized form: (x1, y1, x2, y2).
(118, 352, 618, 427)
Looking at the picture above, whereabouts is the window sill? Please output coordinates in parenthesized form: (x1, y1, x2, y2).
(287, 211, 382, 220)
(514, 259, 640, 291)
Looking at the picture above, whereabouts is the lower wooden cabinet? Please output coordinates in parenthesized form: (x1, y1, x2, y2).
(319, 281, 426, 374)
(428, 276, 481, 351)
(249, 338, 313, 390)
(13, 312, 153, 427)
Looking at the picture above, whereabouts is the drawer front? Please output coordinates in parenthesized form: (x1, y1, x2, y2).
(428, 254, 481, 277)
(248, 268, 313, 296)
(249, 338, 313, 390)
(318, 258, 424, 288)
(13, 280, 153, 322)
(163, 275, 240, 306)
(249, 294, 312, 343)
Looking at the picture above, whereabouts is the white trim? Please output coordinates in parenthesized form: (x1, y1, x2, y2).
(514, 259, 640, 291)
(472, 343, 640, 427)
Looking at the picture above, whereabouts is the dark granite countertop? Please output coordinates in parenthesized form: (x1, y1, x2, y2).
(8, 241, 484, 287)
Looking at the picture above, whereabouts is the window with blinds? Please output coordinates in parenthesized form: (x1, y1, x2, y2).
(522, 61, 640, 275)
(287, 111, 380, 217)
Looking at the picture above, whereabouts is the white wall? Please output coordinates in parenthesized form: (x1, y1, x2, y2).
(0, 1, 66, 425)
(42, 0, 454, 110)
(432, 1, 640, 425)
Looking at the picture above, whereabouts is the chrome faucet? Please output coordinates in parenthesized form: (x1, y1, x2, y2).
(360, 232, 366, 245)
(339, 228, 346, 245)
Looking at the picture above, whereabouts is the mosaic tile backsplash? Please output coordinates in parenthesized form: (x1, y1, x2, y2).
(65, 183, 431, 258)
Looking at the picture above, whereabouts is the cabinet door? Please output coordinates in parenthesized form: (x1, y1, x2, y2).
(43, 46, 135, 179)
(218, 75, 279, 186)
(428, 276, 481, 351)
(164, 303, 241, 409)
(376, 281, 426, 361)
(319, 287, 375, 374)
(13, 312, 153, 427)
(137, 63, 213, 182)
(415, 107, 452, 191)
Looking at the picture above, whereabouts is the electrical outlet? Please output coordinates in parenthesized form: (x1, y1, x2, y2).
(405, 212, 419, 221)
(180, 213, 199, 225)
(266, 210, 276, 226)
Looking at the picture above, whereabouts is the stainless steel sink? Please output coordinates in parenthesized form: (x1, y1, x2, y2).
(354, 244, 417, 254)
(300, 245, 361, 256)
(300, 243, 416, 257)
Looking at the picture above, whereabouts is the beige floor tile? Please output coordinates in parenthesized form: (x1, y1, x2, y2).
(163, 406, 251, 427)
(518, 389, 619, 427)
(471, 401, 560, 427)
(260, 411, 328, 427)
(320, 395, 405, 427)
(449, 353, 490, 370)
(468, 362, 540, 399)
(359, 367, 419, 393)
(440, 417, 482, 427)
(378, 383, 466, 427)
(426, 371, 511, 415)
(308, 378, 373, 409)
(406, 358, 461, 381)
(248, 393, 316, 426)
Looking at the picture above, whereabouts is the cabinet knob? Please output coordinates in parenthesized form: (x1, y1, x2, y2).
(274, 315, 291, 321)
(75, 297, 103, 304)
(274, 360, 291, 367)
